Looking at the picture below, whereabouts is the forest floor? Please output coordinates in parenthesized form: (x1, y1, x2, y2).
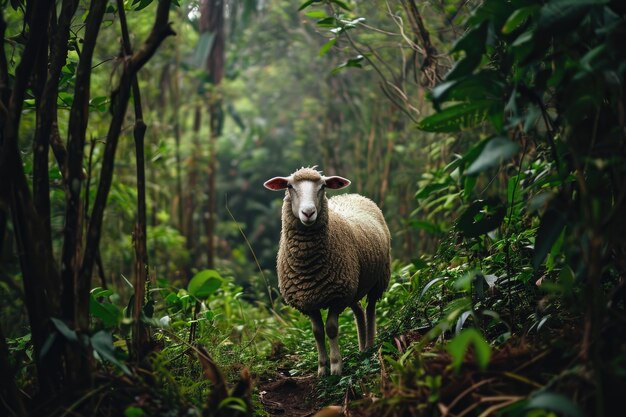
(259, 374, 321, 416)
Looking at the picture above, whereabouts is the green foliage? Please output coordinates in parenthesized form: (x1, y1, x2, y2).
(188, 269, 223, 299)
(446, 328, 491, 371)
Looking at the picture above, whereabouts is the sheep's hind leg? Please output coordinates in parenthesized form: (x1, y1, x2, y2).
(308, 310, 328, 377)
(351, 302, 367, 351)
(326, 307, 343, 375)
(365, 297, 377, 349)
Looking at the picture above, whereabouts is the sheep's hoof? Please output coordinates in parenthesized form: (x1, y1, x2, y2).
(317, 365, 327, 377)
(330, 361, 342, 376)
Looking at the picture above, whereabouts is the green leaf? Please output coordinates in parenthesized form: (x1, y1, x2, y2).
(431, 72, 505, 108)
(447, 328, 491, 371)
(533, 207, 567, 270)
(124, 406, 146, 417)
(191, 32, 215, 69)
(456, 199, 506, 238)
(90, 296, 122, 327)
(330, 0, 351, 11)
(316, 17, 337, 27)
(89, 96, 109, 112)
(298, 0, 319, 11)
(132, 0, 153, 12)
(466, 136, 519, 175)
(450, 22, 487, 56)
(418, 101, 496, 133)
(331, 55, 364, 75)
(415, 183, 449, 199)
(463, 175, 477, 200)
(419, 277, 449, 301)
(538, 0, 609, 32)
(50, 318, 78, 343)
(188, 269, 223, 299)
(305, 10, 327, 18)
(502, 6, 539, 34)
(524, 391, 585, 417)
(319, 38, 337, 57)
(91, 330, 131, 375)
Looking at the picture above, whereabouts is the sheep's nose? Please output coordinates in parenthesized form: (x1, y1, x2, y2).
(301, 208, 316, 219)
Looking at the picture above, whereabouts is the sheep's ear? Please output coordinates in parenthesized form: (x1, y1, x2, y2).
(264, 177, 290, 190)
(324, 176, 351, 189)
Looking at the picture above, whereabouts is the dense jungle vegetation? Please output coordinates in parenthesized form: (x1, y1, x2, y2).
(1, 0, 626, 416)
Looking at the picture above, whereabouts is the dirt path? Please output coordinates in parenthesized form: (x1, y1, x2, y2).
(259, 374, 322, 416)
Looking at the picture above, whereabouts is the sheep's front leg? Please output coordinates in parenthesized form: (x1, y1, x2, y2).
(308, 311, 328, 377)
(351, 302, 367, 352)
(326, 308, 343, 375)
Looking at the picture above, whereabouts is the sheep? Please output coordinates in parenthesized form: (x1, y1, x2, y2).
(264, 167, 391, 376)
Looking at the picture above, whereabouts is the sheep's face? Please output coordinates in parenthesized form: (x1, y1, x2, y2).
(264, 169, 350, 227)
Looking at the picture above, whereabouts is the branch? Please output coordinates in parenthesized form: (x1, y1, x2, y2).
(400, 0, 442, 87)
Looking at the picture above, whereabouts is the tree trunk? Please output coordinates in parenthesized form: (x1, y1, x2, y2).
(202, 0, 225, 270)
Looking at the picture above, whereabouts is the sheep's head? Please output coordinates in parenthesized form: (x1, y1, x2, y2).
(264, 167, 350, 226)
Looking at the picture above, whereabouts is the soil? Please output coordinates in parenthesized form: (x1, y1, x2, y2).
(259, 374, 321, 416)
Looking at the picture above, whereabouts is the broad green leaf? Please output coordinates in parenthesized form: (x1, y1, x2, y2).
(192, 32, 216, 69)
(538, 0, 608, 32)
(466, 136, 519, 175)
(331, 55, 364, 75)
(50, 318, 78, 343)
(450, 22, 487, 56)
(456, 199, 506, 238)
(316, 17, 337, 27)
(319, 38, 336, 57)
(533, 207, 567, 270)
(418, 101, 496, 133)
(524, 391, 585, 417)
(432, 72, 505, 106)
(124, 406, 146, 417)
(502, 6, 539, 34)
(90, 296, 122, 327)
(305, 10, 327, 18)
(91, 330, 131, 375)
(188, 269, 223, 299)
(330, 0, 351, 11)
(298, 0, 319, 11)
(447, 328, 491, 371)
(40, 333, 58, 360)
(132, 0, 153, 12)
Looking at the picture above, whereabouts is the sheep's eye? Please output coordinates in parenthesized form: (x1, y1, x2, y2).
(287, 184, 293, 189)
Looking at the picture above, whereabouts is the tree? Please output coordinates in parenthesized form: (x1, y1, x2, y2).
(0, 0, 173, 405)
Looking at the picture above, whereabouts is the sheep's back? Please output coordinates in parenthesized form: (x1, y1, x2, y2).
(328, 194, 391, 301)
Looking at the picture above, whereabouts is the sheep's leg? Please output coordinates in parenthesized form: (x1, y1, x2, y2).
(326, 308, 343, 375)
(351, 302, 367, 352)
(308, 310, 328, 377)
(365, 298, 377, 349)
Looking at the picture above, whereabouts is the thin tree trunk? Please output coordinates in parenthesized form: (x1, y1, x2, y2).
(59, 0, 107, 390)
(0, 1, 64, 397)
(61, 0, 107, 329)
(116, 0, 151, 361)
(204, 0, 225, 270)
